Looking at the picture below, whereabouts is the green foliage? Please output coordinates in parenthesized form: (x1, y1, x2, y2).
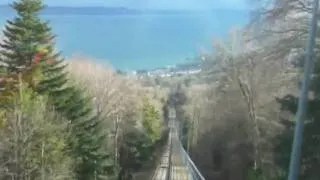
(0, 110, 5, 128)
(142, 96, 162, 143)
(0, 0, 49, 73)
(246, 168, 263, 180)
(0, 82, 73, 179)
(0, 0, 111, 179)
(117, 97, 165, 180)
(118, 125, 165, 180)
(119, 130, 153, 171)
(57, 87, 112, 180)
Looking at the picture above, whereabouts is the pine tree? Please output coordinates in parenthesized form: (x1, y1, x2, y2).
(0, 0, 111, 179)
(0, 0, 49, 73)
(62, 88, 112, 180)
(118, 129, 153, 180)
(142, 97, 162, 143)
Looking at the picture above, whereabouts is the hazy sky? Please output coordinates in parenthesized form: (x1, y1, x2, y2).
(1, 0, 249, 10)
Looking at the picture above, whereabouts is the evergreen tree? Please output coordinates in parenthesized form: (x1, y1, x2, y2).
(0, 0, 48, 73)
(118, 130, 152, 180)
(63, 88, 112, 180)
(118, 97, 164, 180)
(0, 0, 111, 179)
(142, 97, 162, 143)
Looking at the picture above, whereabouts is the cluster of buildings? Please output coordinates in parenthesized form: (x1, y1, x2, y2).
(130, 63, 202, 78)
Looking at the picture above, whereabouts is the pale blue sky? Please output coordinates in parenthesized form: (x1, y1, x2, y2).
(1, 0, 249, 10)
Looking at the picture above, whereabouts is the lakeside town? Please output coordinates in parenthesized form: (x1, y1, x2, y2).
(127, 61, 202, 78)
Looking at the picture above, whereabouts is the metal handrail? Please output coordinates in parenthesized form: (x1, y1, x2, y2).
(168, 106, 205, 180)
(177, 137, 205, 180)
(167, 130, 172, 180)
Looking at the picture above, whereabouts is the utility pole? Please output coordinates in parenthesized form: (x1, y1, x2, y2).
(287, 0, 319, 180)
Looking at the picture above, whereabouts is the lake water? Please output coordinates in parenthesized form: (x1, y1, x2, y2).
(0, 8, 249, 70)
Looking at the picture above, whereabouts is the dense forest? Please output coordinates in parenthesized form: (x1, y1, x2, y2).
(168, 0, 320, 180)
(0, 0, 168, 179)
(1, 0, 320, 180)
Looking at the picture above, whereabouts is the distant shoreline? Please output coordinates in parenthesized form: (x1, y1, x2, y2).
(0, 5, 249, 71)
(0, 5, 247, 16)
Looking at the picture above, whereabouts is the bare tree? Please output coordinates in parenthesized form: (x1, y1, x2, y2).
(199, 27, 299, 178)
(0, 75, 73, 180)
(183, 84, 208, 152)
(248, 0, 314, 63)
(67, 57, 168, 178)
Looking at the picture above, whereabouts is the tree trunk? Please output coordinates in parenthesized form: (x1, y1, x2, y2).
(41, 141, 45, 180)
(114, 115, 120, 172)
(232, 58, 261, 171)
(14, 73, 23, 180)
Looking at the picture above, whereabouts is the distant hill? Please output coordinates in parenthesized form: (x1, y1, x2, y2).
(0, 5, 200, 15)
(43, 6, 143, 15)
(0, 5, 141, 15)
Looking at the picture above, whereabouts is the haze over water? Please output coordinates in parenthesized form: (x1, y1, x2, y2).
(0, 6, 249, 70)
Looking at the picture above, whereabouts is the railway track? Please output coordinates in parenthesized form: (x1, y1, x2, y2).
(170, 134, 191, 180)
(153, 108, 204, 180)
(152, 133, 171, 180)
(152, 125, 191, 180)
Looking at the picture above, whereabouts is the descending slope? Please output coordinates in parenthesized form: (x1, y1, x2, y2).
(152, 108, 204, 180)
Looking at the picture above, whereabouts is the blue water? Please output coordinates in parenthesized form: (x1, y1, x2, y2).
(0, 8, 249, 70)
